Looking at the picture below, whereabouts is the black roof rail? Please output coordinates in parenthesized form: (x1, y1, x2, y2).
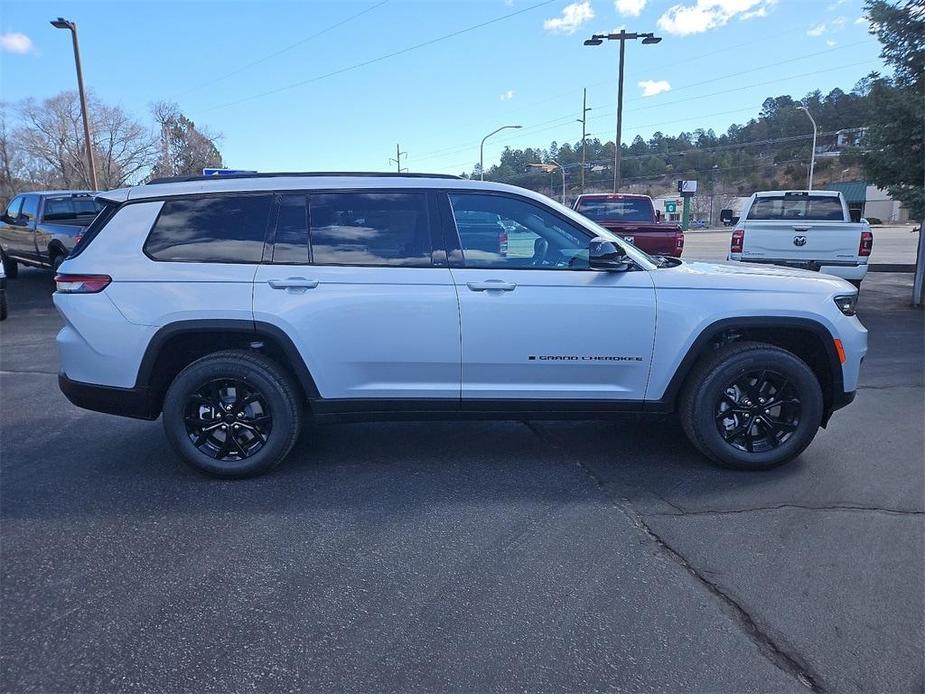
(146, 171, 463, 185)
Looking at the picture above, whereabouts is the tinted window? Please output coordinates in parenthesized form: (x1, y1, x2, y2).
(3, 196, 22, 220)
(145, 195, 272, 263)
(309, 192, 431, 266)
(272, 195, 310, 264)
(576, 198, 652, 222)
(20, 195, 39, 222)
(747, 195, 844, 221)
(449, 193, 590, 269)
(42, 195, 104, 222)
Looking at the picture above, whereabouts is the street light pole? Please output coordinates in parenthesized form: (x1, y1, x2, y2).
(51, 18, 98, 190)
(480, 124, 522, 181)
(584, 31, 661, 193)
(798, 105, 817, 191)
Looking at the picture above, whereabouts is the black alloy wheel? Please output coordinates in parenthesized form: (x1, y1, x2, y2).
(184, 378, 272, 461)
(715, 369, 801, 453)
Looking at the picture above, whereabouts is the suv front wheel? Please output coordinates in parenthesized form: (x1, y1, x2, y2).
(680, 341, 824, 470)
(162, 350, 302, 478)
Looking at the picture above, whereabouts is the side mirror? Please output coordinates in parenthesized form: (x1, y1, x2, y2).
(589, 237, 631, 272)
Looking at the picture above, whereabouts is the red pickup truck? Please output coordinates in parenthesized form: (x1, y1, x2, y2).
(573, 193, 684, 257)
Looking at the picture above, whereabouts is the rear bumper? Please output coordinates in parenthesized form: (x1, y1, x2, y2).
(728, 256, 868, 280)
(59, 372, 159, 420)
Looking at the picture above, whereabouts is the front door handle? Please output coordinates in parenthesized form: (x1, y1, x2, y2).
(466, 280, 517, 292)
(267, 277, 319, 292)
(792, 225, 812, 232)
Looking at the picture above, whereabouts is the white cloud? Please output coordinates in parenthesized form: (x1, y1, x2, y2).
(656, 0, 776, 36)
(827, 0, 848, 7)
(0, 32, 34, 54)
(615, 0, 647, 17)
(742, 0, 777, 20)
(807, 23, 826, 36)
(638, 79, 671, 96)
(544, 1, 595, 34)
(500, 90, 515, 101)
(854, 15, 867, 24)
(831, 15, 847, 28)
(826, 39, 837, 46)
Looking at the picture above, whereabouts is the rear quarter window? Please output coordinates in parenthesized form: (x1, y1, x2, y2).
(144, 195, 272, 263)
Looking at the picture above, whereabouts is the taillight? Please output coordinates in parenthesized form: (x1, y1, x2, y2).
(73, 234, 82, 246)
(676, 231, 684, 251)
(731, 228, 745, 254)
(498, 230, 508, 257)
(54, 274, 111, 294)
(859, 230, 873, 257)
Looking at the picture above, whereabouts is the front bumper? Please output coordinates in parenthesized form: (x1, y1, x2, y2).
(59, 372, 159, 420)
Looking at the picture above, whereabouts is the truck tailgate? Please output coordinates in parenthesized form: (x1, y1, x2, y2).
(741, 221, 863, 262)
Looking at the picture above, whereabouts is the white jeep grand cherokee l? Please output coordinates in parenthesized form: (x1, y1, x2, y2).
(54, 173, 867, 478)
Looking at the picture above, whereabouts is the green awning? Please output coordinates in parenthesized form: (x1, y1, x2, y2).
(828, 181, 868, 204)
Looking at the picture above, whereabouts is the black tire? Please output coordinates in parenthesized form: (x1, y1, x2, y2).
(2, 252, 17, 279)
(162, 349, 302, 479)
(0, 292, 7, 321)
(51, 253, 64, 273)
(849, 279, 862, 290)
(679, 341, 823, 470)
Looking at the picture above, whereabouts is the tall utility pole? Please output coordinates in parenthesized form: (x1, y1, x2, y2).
(576, 88, 591, 193)
(389, 144, 407, 173)
(798, 105, 817, 191)
(50, 17, 98, 190)
(584, 30, 662, 193)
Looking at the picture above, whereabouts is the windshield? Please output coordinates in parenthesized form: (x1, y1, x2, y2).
(42, 196, 105, 222)
(576, 198, 653, 222)
(747, 194, 844, 221)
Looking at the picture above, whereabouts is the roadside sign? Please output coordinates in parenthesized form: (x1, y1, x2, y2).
(202, 168, 257, 176)
(665, 200, 677, 213)
(678, 180, 697, 195)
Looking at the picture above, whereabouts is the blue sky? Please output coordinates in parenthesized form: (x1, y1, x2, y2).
(1, 0, 885, 175)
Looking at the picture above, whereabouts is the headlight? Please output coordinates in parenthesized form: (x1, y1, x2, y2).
(834, 294, 857, 316)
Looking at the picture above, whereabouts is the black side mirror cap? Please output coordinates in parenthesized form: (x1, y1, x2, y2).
(589, 237, 631, 272)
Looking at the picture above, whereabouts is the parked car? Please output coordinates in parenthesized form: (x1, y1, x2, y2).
(0, 259, 6, 321)
(720, 208, 736, 226)
(0, 191, 103, 276)
(689, 219, 707, 229)
(728, 190, 872, 288)
(55, 173, 865, 478)
(573, 193, 684, 257)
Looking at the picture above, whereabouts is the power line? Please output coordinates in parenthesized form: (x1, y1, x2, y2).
(202, 0, 558, 112)
(174, 1, 389, 99)
(409, 42, 875, 163)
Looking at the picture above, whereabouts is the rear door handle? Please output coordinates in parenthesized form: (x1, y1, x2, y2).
(466, 280, 517, 292)
(267, 277, 319, 291)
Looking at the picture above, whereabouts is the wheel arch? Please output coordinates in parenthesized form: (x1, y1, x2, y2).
(651, 317, 844, 421)
(135, 319, 319, 416)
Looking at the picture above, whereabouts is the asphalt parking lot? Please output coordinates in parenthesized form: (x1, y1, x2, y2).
(1, 268, 923, 693)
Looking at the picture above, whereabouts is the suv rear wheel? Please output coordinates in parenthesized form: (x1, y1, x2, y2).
(162, 350, 302, 478)
(680, 341, 823, 470)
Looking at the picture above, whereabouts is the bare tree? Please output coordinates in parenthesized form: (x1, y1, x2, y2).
(14, 91, 158, 190)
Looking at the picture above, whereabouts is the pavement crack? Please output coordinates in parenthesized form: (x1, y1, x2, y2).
(0, 369, 58, 376)
(524, 421, 828, 693)
(645, 504, 923, 518)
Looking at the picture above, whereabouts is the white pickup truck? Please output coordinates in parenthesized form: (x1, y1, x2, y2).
(728, 190, 873, 287)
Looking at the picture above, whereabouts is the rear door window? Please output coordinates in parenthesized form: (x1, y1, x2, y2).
(145, 194, 272, 263)
(308, 192, 431, 266)
(272, 194, 310, 264)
